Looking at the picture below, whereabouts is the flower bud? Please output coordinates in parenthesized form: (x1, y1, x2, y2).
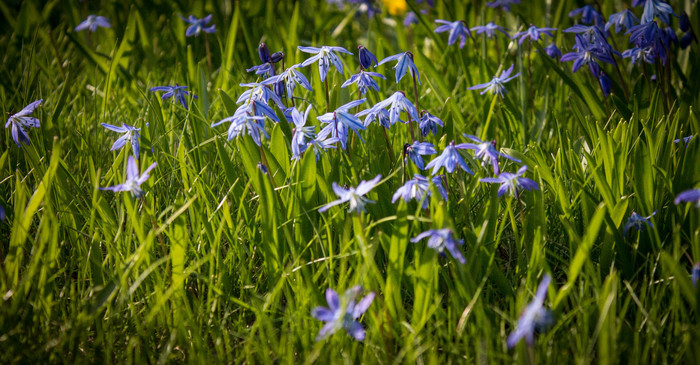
(357, 45, 377, 69)
(258, 43, 271, 63)
(680, 12, 690, 33)
(270, 51, 285, 63)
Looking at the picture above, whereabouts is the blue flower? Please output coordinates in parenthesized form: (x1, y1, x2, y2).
(319, 175, 381, 214)
(404, 12, 419, 27)
(471, 22, 510, 39)
(641, 0, 676, 25)
(569, 5, 605, 26)
(467, 64, 520, 97)
(100, 156, 157, 198)
(316, 99, 366, 150)
(377, 51, 420, 84)
(290, 106, 315, 160)
(486, 0, 521, 11)
(410, 229, 466, 264)
(211, 100, 278, 146)
(180, 14, 216, 37)
(680, 12, 690, 32)
(5, 99, 42, 147)
(561, 35, 617, 74)
(674, 135, 693, 146)
(236, 82, 284, 109)
(674, 188, 700, 208)
(419, 111, 443, 136)
(425, 141, 473, 175)
(265, 64, 313, 101)
(404, 141, 437, 170)
(299, 45, 353, 82)
(357, 45, 378, 69)
(258, 43, 271, 63)
(392, 174, 447, 209)
(599, 71, 611, 96)
(544, 43, 562, 58)
(623, 211, 656, 235)
(625, 21, 667, 64)
(75, 15, 111, 32)
(0, 204, 5, 221)
(101, 123, 141, 159)
(513, 25, 557, 44)
(434, 19, 472, 48)
(480, 165, 539, 197)
(693, 263, 700, 287)
(150, 84, 198, 109)
(246, 63, 275, 79)
(461, 135, 521, 175)
(606, 9, 639, 33)
(311, 286, 375, 341)
(257, 162, 268, 174)
(507, 274, 554, 348)
(361, 91, 419, 126)
(360, 108, 392, 129)
(342, 70, 386, 95)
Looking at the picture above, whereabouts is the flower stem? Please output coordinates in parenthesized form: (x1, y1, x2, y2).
(324, 78, 331, 112)
(411, 72, 419, 142)
(205, 34, 213, 71)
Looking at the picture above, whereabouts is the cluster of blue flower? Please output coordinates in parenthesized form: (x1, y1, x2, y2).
(3, 3, 699, 349)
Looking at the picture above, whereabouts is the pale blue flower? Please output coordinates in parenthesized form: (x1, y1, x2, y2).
(410, 228, 466, 264)
(180, 14, 216, 37)
(342, 70, 386, 95)
(480, 165, 539, 197)
(404, 141, 437, 170)
(317, 99, 366, 150)
(319, 175, 381, 214)
(513, 25, 557, 44)
(507, 274, 554, 348)
(425, 141, 473, 175)
(606, 9, 640, 33)
(434, 19, 472, 48)
(5, 99, 42, 147)
(461, 134, 521, 174)
(299, 45, 353, 82)
(623, 211, 656, 235)
(419, 111, 443, 136)
(392, 174, 447, 209)
(471, 22, 510, 39)
(468, 64, 520, 97)
(360, 91, 419, 126)
(75, 15, 111, 32)
(101, 123, 141, 159)
(236, 82, 284, 109)
(211, 100, 278, 146)
(264, 64, 313, 101)
(641, 0, 676, 25)
(377, 52, 420, 84)
(150, 85, 198, 109)
(312, 286, 375, 341)
(100, 156, 157, 198)
(675, 188, 700, 208)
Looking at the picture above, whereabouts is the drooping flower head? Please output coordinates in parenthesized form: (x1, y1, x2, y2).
(264, 64, 313, 101)
(513, 25, 558, 44)
(641, 0, 676, 25)
(357, 45, 378, 69)
(289, 105, 315, 160)
(319, 175, 381, 214)
(507, 275, 554, 348)
(101, 123, 141, 159)
(404, 141, 437, 170)
(434, 19, 472, 48)
(674, 188, 700, 208)
(100, 156, 157, 198)
(5, 99, 42, 147)
(606, 9, 640, 33)
(211, 100, 278, 146)
(461, 135, 521, 175)
(411, 228, 466, 264)
(377, 51, 420, 84)
(467, 64, 520, 97)
(480, 165, 539, 197)
(425, 141, 473, 175)
(561, 34, 617, 74)
(359, 91, 419, 126)
(311, 286, 375, 341)
(419, 111, 444, 137)
(317, 99, 366, 150)
(299, 45, 353, 82)
(180, 14, 216, 37)
(75, 15, 112, 32)
(150, 84, 198, 109)
(342, 70, 386, 95)
(623, 211, 656, 235)
(392, 174, 447, 209)
(544, 43, 562, 58)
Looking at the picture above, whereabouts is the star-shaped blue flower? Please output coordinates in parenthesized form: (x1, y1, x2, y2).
(377, 52, 420, 84)
(100, 156, 157, 198)
(392, 174, 447, 209)
(623, 211, 656, 235)
(507, 274, 554, 348)
(425, 141, 473, 175)
(513, 25, 558, 44)
(404, 141, 437, 170)
(480, 165, 539, 197)
(467, 64, 520, 97)
(150, 84, 198, 109)
(180, 14, 216, 37)
(411, 229, 466, 264)
(435, 19, 472, 48)
(75, 15, 111, 32)
(311, 286, 375, 341)
(298, 45, 353, 82)
(316, 99, 366, 150)
(471, 22, 510, 39)
(101, 123, 141, 159)
(461, 135, 521, 175)
(5, 99, 42, 147)
(319, 175, 381, 214)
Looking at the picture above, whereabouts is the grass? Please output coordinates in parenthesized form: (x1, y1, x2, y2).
(0, 0, 699, 363)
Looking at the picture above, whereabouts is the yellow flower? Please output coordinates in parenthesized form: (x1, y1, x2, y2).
(382, 0, 407, 15)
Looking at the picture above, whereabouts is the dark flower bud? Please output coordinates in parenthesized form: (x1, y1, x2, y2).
(273, 80, 285, 100)
(270, 51, 285, 63)
(663, 26, 678, 47)
(693, 262, 700, 287)
(598, 71, 611, 97)
(679, 12, 690, 33)
(257, 162, 268, 174)
(258, 43, 271, 63)
(357, 45, 378, 69)
(680, 32, 694, 49)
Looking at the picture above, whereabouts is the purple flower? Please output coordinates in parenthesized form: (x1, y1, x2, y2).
(486, 0, 521, 11)
(75, 15, 111, 32)
(258, 43, 271, 63)
(606, 9, 639, 33)
(641, 0, 676, 25)
(180, 14, 216, 37)
(434, 19, 472, 48)
(319, 175, 381, 214)
(569, 5, 605, 26)
(513, 25, 557, 44)
(599, 71, 611, 96)
(507, 275, 554, 348)
(5, 99, 42, 147)
(246, 63, 275, 79)
(299, 45, 353, 82)
(560, 35, 616, 74)
(392, 174, 447, 209)
(544, 43, 562, 58)
(265, 64, 313, 101)
(360, 91, 419, 126)
(360, 108, 392, 129)
(674, 135, 693, 146)
(290, 106, 315, 160)
(342, 70, 386, 95)
(312, 286, 375, 341)
(480, 165, 538, 197)
(410, 229, 466, 264)
(0, 204, 5, 222)
(100, 156, 157, 198)
(674, 188, 700, 208)
(317, 99, 366, 150)
(461, 135, 521, 175)
(419, 111, 443, 136)
(425, 141, 473, 175)
(471, 22, 510, 39)
(467, 64, 520, 97)
(357, 45, 378, 69)
(377, 52, 420, 84)
(623, 211, 656, 235)
(101, 123, 141, 159)
(150, 84, 198, 109)
(404, 141, 437, 170)
(236, 82, 284, 109)
(211, 100, 277, 146)
(693, 263, 700, 287)
(404, 11, 419, 27)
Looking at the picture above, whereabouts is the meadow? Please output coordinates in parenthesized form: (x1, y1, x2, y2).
(0, 0, 699, 363)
